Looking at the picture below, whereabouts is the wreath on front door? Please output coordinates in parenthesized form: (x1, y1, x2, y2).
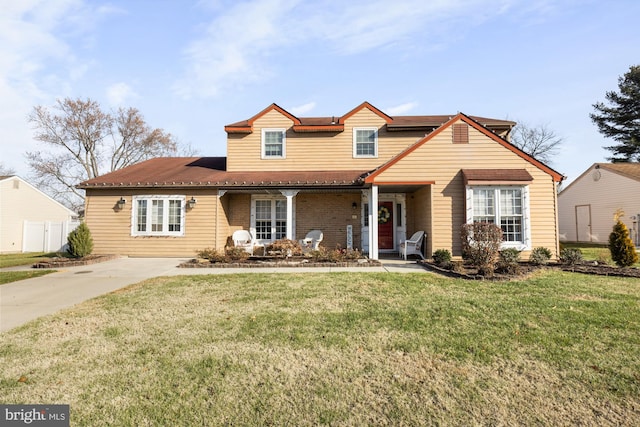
(378, 206, 391, 224)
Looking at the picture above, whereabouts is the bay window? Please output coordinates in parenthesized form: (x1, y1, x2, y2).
(132, 196, 185, 236)
(467, 186, 530, 249)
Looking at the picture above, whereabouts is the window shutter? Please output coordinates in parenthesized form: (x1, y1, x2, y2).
(453, 123, 469, 144)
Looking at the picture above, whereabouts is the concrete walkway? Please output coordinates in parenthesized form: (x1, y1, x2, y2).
(0, 256, 427, 333)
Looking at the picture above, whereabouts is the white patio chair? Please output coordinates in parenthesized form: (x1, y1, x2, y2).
(299, 230, 323, 251)
(232, 229, 256, 255)
(399, 230, 426, 260)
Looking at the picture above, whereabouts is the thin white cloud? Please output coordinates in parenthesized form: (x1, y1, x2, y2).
(0, 0, 94, 176)
(106, 82, 138, 107)
(386, 102, 419, 115)
(173, 0, 541, 99)
(290, 102, 316, 116)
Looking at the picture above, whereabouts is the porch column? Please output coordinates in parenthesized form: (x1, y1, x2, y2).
(370, 185, 379, 260)
(280, 190, 299, 240)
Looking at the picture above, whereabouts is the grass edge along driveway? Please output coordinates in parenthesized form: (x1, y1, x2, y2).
(1, 271, 638, 425)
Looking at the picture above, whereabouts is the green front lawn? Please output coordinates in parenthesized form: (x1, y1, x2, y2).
(0, 270, 55, 285)
(0, 252, 70, 268)
(1, 271, 638, 425)
(562, 242, 640, 267)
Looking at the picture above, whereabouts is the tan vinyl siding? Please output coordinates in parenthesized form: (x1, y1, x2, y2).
(85, 189, 224, 257)
(374, 121, 559, 258)
(558, 166, 640, 244)
(226, 108, 424, 171)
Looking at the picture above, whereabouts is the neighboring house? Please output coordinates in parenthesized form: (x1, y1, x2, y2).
(0, 176, 79, 253)
(558, 163, 640, 245)
(78, 102, 564, 259)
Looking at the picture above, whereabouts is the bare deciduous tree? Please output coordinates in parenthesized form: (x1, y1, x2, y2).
(0, 162, 16, 176)
(510, 121, 563, 165)
(27, 98, 189, 210)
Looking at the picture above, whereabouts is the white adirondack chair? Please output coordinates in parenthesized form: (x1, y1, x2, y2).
(399, 230, 426, 260)
(232, 230, 256, 255)
(299, 230, 323, 251)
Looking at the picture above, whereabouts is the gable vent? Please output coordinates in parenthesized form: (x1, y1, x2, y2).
(452, 123, 469, 144)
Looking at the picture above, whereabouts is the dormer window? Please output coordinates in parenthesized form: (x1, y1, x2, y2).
(262, 128, 286, 159)
(353, 128, 378, 158)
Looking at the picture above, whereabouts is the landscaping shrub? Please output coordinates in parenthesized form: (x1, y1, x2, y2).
(609, 220, 638, 267)
(529, 247, 553, 265)
(497, 248, 521, 274)
(266, 239, 303, 258)
(67, 222, 93, 258)
(461, 222, 503, 276)
(309, 246, 341, 263)
(225, 247, 250, 261)
(432, 249, 452, 267)
(560, 248, 583, 266)
(196, 248, 227, 263)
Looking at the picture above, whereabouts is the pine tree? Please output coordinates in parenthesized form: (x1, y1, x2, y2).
(608, 220, 638, 267)
(67, 222, 94, 258)
(590, 65, 640, 162)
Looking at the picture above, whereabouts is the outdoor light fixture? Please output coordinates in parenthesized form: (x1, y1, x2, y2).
(188, 197, 197, 208)
(352, 202, 357, 210)
(117, 197, 126, 208)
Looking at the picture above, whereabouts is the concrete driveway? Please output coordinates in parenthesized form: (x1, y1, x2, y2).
(0, 256, 427, 333)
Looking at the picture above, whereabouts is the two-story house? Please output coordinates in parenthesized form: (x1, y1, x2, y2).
(78, 102, 564, 259)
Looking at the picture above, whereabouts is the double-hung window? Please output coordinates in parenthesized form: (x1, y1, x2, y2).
(353, 128, 378, 158)
(132, 196, 185, 236)
(467, 186, 529, 249)
(262, 129, 286, 159)
(252, 197, 287, 243)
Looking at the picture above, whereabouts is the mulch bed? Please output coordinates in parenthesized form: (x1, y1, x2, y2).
(32, 254, 119, 269)
(420, 260, 640, 280)
(179, 257, 382, 268)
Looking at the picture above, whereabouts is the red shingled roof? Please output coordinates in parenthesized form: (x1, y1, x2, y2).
(225, 102, 515, 134)
(462, 169, 534, 184)
(77, 157, 368, 188)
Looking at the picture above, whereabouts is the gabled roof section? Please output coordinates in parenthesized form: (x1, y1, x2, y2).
(598, 162, 640, 182)
(224, 103, 301, 134)
(225, 102, 516, 135)
(559, 162, 640, 195)
(1, 175, 78, 216)
(365, 113, 564, 183)
(338, 101, 393, 125)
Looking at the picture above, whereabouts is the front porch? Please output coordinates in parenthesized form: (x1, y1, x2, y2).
(220, 183, 433, 260)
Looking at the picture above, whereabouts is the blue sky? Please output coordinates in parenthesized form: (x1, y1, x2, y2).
(1, 0, 639, 185)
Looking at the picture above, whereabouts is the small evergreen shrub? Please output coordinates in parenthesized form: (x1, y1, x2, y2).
(461, 222, 503, 276)
(497, 248, 521, 274)
(432, 249, 452, 267)
(67, 222, 93, 258)
(560, 248, 583, 266)
(529, 247, 553, 265)
(609, 220, 638, 267)
(196, 248, 227, 263)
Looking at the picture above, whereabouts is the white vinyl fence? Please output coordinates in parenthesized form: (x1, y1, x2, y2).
(22, 220, 81, 253)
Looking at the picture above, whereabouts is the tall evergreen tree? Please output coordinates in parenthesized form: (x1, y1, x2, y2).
(590, 65, 640, 162)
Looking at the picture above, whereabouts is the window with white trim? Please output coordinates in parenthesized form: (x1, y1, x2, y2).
(262, 128, 286, 159)
(353, 128, 378, 158)
(252, 197, 287, 243)
(466, 186, 530, 249)
(132, 196, 185, 236)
